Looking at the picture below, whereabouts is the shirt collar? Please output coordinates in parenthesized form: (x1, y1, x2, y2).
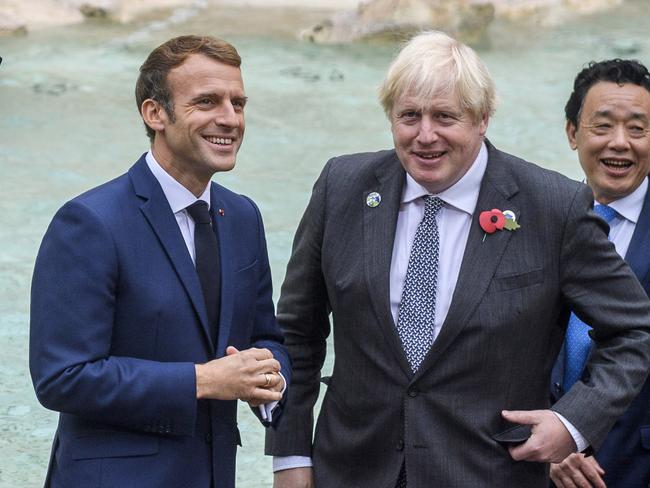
(598, 177, 647, 225)
(401, 141, 488, 215)
(145, 151, 211, 213)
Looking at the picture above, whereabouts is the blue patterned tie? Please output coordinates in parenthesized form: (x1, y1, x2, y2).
(397, 196, 444, 373)
(563, 204, 618, 390)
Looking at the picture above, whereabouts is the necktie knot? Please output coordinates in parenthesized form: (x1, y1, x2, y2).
(186, 200, 212, 224)
(594, 204, 618, 223)
(423, 196, 444, 219)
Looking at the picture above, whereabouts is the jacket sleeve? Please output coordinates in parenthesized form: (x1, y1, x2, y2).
(265, 160, 333, 455)
(29, 200, 198, 436)
(551, 184, 650, 448)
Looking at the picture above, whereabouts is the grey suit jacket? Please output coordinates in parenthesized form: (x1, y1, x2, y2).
(551, 177, 650, 487)
(266, 142, 650, 487)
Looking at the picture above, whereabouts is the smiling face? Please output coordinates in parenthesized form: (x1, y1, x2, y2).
(391, 90, 488, 194)
(567, 81, 650, 204)
(146, 54, 246, 194)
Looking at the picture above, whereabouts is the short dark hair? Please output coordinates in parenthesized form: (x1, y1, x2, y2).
(565, 58, 650, 127)
(136, 35, 241, 141)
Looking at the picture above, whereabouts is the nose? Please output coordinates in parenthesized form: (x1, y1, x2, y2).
(213, 101, 239, 128)
(415, 116, 439, 145)
(608, 124, 631, 151)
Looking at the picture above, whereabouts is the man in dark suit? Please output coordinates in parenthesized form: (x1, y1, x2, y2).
(29, 35, 290, 488)
(550, 59, 650, 488)
(265, 32, 650, 487)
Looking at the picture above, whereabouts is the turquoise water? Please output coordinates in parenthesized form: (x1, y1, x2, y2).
(1, 1, 650, 485)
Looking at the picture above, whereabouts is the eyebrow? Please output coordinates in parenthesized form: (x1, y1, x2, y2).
(189, 93, 248, 104)
(593, 109, 649, 122)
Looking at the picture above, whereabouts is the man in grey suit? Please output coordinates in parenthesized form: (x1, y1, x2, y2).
(550, 59, 650, 488)
(266, 31, 650, 487)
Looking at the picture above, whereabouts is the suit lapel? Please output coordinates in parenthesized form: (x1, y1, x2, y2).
(211, 185, 233, 358)
(362, 152, 413, 378)
(415, 143, 520, 379)
(129, 157, 215, 355)
(625, 177, 650, 284)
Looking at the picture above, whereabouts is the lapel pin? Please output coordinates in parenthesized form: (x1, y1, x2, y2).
(502, 210, 520, 230)
(218, 208, 225, 216)
(479, 208, 520, 241)
(366, 192, 381, 208)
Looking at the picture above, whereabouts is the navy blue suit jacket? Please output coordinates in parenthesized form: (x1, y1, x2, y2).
(30, 155, 290, 488)
(551, 178, 650, 487)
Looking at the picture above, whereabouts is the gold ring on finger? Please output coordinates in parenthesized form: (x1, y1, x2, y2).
(264, 373, 271, 387)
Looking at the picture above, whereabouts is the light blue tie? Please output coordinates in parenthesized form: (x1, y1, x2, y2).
(397, 196, 444, 373)
(563, 204, 618, 390)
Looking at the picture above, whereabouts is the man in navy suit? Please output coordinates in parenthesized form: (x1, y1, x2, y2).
(550, 59, 650, 488)
(29, 35, 290, 488)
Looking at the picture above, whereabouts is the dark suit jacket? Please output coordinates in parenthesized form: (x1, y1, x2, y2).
(30, 155, 290, 488)
(551, 178, 650, 487)
(266, 142, 650, 487)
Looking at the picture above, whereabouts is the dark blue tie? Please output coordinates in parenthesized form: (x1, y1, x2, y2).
(563, 204, 618, 390)
(397, 196, 444, 373)
(186, 201, 221, 344)
(395, 196, 443, 488)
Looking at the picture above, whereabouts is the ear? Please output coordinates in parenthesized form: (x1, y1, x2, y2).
(565, 120, 578, 150)
(140, 99, 167, 135)
(478, 112, 489, 136)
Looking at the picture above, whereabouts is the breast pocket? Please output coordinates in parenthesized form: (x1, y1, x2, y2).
(228, 260, 258, 347)
(489, 268, 544, 293)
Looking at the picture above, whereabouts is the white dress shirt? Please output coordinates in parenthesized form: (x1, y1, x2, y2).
(601, 177, 647, 259)
(145, 151, 280, 422)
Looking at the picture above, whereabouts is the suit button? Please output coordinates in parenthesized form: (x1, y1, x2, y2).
(205, 432, 212, 444)
(396, 439, 404, 451)
(407, 388, 419, 398)
(553, 382, 562, 393)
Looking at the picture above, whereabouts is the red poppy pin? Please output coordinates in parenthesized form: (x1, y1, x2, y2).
(479, 208, 520, 241)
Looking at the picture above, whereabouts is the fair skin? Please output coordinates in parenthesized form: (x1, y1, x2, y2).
(274, 467, 313, 488)
(566, 81, 650, 204)
(274, 89, 572, 488)
(141, 53, 247, 197)
(551, 453, 606, 488)
(501, 410, 576, 463)
(390, 90, 488, 193)
(141, 53, 284, 405)
(551, 81, 650, 487)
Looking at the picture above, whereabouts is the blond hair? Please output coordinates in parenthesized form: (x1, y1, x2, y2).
(378, 31, 497, 122)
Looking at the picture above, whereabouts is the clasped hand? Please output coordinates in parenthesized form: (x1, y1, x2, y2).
(195, 346, 284, 406)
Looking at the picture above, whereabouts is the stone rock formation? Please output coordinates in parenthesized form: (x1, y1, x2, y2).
(299, 0, 625, 44)
(300, 0, 495, 44)
(0, 0, 627, 38)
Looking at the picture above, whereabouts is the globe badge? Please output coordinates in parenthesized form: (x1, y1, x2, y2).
(366, 192, 381, 208)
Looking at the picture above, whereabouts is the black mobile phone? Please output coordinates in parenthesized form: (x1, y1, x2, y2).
(493, 424, 532, 445)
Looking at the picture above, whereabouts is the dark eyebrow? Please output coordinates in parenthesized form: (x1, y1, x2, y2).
(628, 111, 649, 122)
(593, 109, 649, 122)
(190, 93, 248, 105)
(190, 93, 217, 103)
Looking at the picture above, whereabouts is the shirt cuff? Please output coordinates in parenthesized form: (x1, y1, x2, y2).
(553, 412, 589, 452)
(273, 456, 313, 472)
(258, 372, 287, 422)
